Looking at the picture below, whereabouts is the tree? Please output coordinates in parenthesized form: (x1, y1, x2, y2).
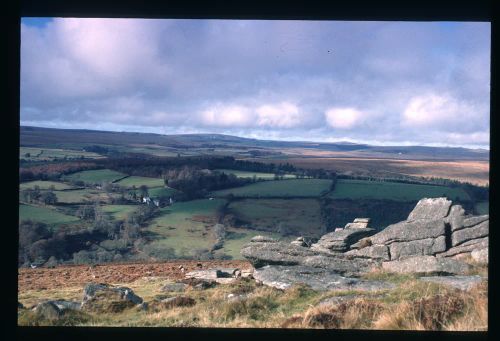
(41, 191, 58, 205)
(139, 185, 149, 198)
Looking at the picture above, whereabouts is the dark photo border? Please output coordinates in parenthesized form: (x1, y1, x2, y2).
(7, 1, 496, 341)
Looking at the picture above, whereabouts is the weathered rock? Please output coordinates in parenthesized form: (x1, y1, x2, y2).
(253, 265, 394, 291)
(444, 205, 466, 231)
(354, 218, 370, 224)
(382, 255, 471, 275)
(160, 296, 196, 308)
(51, 300, 82, 312)
(419, 275, 484, 291)
(33, 301, 63, 320)
(463, 215, 489, 228)
(136, 302, 149, 311)
(436, 237, 488, 258)
(451, 220, 488, 246)
(407, 197, 452, 221)
(388, 236, 446, 260)
(345, 222, 369, 229)
(81, 283, 143, 313)
(241, 241, 317, 268)
(344, 245, 390, 261)
(350, 237, 373, 250)
(161, 282, 189, 292)
(301, 255, 380, 277)
(471, 248, 488, 264)
(369, 219, 445, 245)
(225, 293, 248, 302)
(290, 236, 317, 247)
(251, 235, 278, 243)
(310, 228, 376, 253)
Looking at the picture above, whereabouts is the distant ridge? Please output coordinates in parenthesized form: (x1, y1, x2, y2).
(20, 126, 489, 161)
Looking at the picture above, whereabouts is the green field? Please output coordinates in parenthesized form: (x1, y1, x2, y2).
(19, 204, 80, 226)
(212, 179, 333, 198)
(20, 147, 103, 161)
(228, 198, 324, 236)
(64, 169, 126, 184)
(19, 180, 74, 191)
(115, 176, 164, 188)
(214, 227, 282, 259)
(145, 199, 226, 257)
(474, 201, 489, 215)
(147, 187, 177, 198)
(215, 169, 296, 180)
(329, 179, 471, 201)
(102, 205, 138, 220)
(55, 189, 118, 204)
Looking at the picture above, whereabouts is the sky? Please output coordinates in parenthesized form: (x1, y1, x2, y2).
(20, 18, 491, 148)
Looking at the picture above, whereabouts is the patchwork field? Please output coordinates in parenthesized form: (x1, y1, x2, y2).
(20, 180, 74, 191)
(145, 199, 227, 258)
(19, 204, 80, 226)
(252, 157, 489, 186)
(329, 179, 471, 201)
(20, 147, 104, 161)
(115, 176, 164, 188)
(215, 169, 296, 180)
(213, 179, 333, 198)
(55, 189, 118, 204)
(102, 205, 138, 220)
(228, 199, 324, 237)
(147, 187, 177, 198)
(214, 227, 282, 259)
(63, 169, 126, 184)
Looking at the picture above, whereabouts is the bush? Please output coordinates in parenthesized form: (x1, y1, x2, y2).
(99, 239, 129, 252)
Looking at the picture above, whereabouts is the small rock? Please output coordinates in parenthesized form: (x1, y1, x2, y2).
(81, 283, 143, 313)
(160, 296, 196, 308)
(33, 301, 63, 320)
(136, 302, 149, 311)
(161, 282, 189, 292)
(251, 235, 278, 243)
(18, 302, 24, 309)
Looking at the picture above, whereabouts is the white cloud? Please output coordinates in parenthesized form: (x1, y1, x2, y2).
(324, 107, 364, 129)
(199, 104, 254, 127)
(402, 93, 476, 127)
(256, 102, 301, 128)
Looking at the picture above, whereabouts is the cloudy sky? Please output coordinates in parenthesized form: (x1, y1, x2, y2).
(21, 18, 490, 148)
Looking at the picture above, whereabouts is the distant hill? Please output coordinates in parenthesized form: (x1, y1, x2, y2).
(20, 126, 489, 161)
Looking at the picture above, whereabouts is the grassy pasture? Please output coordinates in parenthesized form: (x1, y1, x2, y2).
(64, 169, 126, 184)
(212, 179, 332, 198)
(215, 227, 281, 259)
(19, 204, 80, 226)
(215, 169, 296, 180)
(115, 176, 164, 188)
(329, 179, 471, 201)
(145, 199, 226, 257)
(227, 199, 324, 237)
(20, 147, 103, 161)
(19, 180, 74, 191)
(147, 187, 177, 198)
(102, 205, 138, 220)
(55, 189, 118, 204)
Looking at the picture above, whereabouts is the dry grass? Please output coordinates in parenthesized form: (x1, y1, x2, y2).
(18, 273, 488, 330)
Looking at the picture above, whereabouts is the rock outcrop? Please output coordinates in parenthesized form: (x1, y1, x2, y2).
(240, 198, 488, 290)
(253, 265, 395, 291)
(81, 283, 143, 313)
